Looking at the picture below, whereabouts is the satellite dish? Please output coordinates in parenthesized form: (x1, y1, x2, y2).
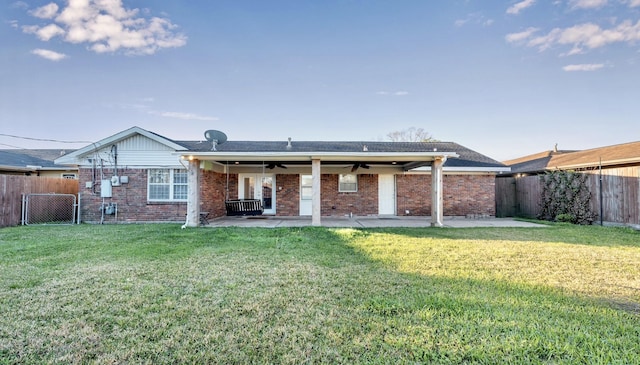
(204, 130, 227, 151)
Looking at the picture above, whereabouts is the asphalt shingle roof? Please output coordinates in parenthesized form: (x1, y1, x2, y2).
(0, 149, 71, 169)
(177, 140, 506, 168)
(504, 141, 640, 174)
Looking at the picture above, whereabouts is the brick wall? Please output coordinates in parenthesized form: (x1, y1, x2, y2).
(79, 168, 495, 222)
(396, 175, 431, 216)
(275, 174, 299, 216)
(444, 175, 495, 216)
(201, 171, 237, 218)
(320, 174, 378, 216)
(397, 174, 496, 217)
(78, 168, 187, 223)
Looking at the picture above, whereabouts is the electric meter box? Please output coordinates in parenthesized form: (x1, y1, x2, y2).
(101, 179, 112, 198)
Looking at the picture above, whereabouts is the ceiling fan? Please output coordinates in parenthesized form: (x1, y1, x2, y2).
(350, 162, 370, 172)
(266, 163, 287, 169)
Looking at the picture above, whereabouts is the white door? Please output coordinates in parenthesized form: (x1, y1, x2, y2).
(238, 174, 276, 214)
(299, 175, 312, 216)
(378, 174, 396, 215)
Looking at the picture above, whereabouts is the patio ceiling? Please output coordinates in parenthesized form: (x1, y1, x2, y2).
(176, 151, 459, 172)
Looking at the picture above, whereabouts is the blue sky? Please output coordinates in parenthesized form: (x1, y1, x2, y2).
(2, 0, 639, 161)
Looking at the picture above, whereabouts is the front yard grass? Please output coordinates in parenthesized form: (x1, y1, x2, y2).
(0, 224, 639, 364)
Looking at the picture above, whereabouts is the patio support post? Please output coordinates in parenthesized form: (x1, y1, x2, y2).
(312, 158, 321, 226)
(431, 157, 444, 227)
(185, 158, 201, 227)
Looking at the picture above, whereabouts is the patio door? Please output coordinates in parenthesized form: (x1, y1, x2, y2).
(238, 174, 276, 215)
(378, 174, 396, 215)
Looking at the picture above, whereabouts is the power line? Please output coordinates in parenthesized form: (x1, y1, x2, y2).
(0, 142, 26, 149)
(0, 133, 93, 144)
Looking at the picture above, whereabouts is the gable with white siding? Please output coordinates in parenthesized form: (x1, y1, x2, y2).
(55, 126, 186, 168)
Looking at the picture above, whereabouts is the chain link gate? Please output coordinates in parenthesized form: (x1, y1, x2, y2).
(22, 193, 77, 225)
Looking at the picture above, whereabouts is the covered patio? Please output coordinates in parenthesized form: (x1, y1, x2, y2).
(178, 145, 460, 228)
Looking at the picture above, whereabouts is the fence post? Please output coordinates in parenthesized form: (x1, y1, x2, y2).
(21, 194, 25, 225)
(77, 192, 81, 224)
(599, 158, 603, 226)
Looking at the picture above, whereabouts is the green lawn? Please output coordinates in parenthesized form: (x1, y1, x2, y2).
(0, 224, 639, 364)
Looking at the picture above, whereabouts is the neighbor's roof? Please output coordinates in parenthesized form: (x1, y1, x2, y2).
(505, 141, 640, 174)
(549, 141, 640, 170)
(177, 140, 507, 169)
(504, 150, 575, 174)
(0, 149, 74, 172)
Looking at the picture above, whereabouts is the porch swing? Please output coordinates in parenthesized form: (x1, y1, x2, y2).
(224, 161, 264, 216)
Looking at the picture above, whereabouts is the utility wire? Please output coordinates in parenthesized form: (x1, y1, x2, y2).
(0, 133, 93, 144)
(0, 142, 26, 149)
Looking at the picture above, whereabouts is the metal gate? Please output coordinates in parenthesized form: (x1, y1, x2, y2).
(22, 193, 77, 225)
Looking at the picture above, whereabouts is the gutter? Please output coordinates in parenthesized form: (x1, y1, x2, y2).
(173, 151, 460, 162)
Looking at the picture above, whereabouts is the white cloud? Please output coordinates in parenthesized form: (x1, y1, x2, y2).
(376, 91, 409, 96)
(31, 48, 68, 61)
(627, 0, 640, 7)
(507, 20, 640, 54)
(23, 23, 65, 41)
(454, 19, 468, 27)
(11, 1, 28, 9)
(29, 3, 59, 19)
(507, 0, 536, 15)
(9, 20, 19, 28)
(149, 111, 219, 121)
(505, 27, 539, 43)
(562, 63, 605, 71)
(22, 0, 186, 55)
(570, 0, 608, 9)
(454, 12, 493, 28)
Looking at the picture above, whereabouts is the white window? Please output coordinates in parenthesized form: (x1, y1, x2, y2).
(339, 174, 358, 193)
(148, 169, 188, 201)
(301, 175, 313, 200)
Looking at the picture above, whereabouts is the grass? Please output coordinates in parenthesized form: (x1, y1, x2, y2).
(0, 224, 639, 364)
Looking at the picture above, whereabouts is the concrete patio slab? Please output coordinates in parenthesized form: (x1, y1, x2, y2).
(207, 216, 547, 228)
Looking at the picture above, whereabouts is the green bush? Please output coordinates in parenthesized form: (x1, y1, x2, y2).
(539, 170, 596, 225)
(555, 213, 576, 223)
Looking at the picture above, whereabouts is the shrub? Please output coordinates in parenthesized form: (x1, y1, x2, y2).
(555, 213, 576, 223)
(539, 170, 596, 225)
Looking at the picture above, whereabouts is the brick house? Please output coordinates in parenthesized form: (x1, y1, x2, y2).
(55, 126, 508, 226)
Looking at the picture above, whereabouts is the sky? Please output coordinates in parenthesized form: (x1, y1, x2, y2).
(1, 0, 640, 161)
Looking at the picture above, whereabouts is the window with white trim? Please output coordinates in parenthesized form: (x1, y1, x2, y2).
(338, 174, 358, 192)
(148, 169, 188, 201)
(301, 175, 313, 200)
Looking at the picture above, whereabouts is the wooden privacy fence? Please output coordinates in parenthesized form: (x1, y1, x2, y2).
(0, 175, 78, 228)
(496, 167, 640, 227)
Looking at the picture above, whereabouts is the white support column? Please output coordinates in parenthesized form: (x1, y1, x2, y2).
(311, 159, 321, 226)
(185, 158, 201, 227)
(431, 157, 444, 227)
